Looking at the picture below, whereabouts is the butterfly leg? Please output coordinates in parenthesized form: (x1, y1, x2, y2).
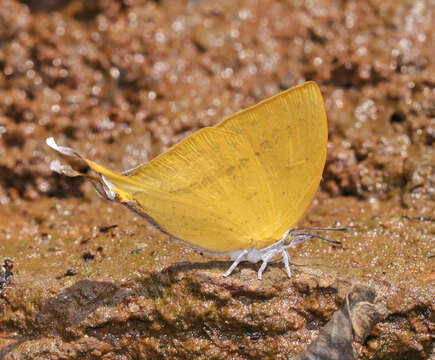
(257, 261, 268, 280)
(281, 249, 291, 278)
(223, 250, 248, 277)
(257, 251, 276, 280)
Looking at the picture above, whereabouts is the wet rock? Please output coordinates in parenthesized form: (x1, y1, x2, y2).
(0, 245, 433, 359)
(0, 0, 434, 358)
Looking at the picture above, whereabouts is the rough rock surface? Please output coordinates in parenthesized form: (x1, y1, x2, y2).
(0, 0, 434, 359)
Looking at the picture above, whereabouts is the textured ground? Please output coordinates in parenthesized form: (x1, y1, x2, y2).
(0, 0, 434, 359)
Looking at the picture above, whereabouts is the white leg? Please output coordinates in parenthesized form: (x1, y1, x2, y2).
(281, 249, 291, 278)
(257, 252, 275, 280)
(257, 260, 267, 280)
(223, 250, 248, 277)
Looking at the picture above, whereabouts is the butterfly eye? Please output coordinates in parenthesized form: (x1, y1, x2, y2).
(284, 236, 292, 246)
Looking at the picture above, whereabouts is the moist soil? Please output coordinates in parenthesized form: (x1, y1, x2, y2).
(0, 0, 433, 359)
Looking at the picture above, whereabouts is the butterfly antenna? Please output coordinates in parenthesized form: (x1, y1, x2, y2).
(294, 232, 342, 245)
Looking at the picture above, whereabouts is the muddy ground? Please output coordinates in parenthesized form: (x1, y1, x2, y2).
(0, 0, 433, 359)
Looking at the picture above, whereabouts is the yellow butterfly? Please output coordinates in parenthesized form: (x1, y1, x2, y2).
(47, 81, 344, 279)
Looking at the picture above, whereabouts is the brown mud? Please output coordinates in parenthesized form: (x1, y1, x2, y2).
(0, 0, 433, 359)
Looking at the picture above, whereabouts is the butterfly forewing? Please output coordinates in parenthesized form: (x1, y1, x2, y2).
(218, 82, 327, 247)
(126, 127, 272, 252)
